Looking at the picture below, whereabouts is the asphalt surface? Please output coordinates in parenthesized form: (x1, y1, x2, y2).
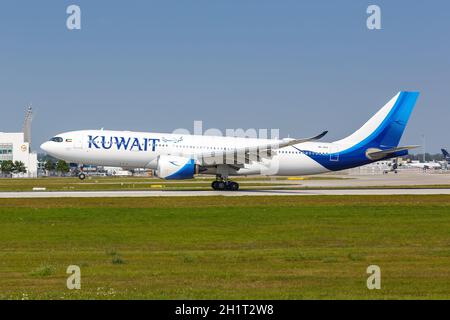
(0, 188, 450, 198)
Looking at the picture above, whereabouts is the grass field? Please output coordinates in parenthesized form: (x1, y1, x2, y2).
(1, 195, 450, 299)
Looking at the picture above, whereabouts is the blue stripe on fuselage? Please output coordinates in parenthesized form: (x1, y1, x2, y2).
(292, 146, 408, 171)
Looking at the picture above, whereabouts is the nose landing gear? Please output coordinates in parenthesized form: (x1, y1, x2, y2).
(211, 178, 239, 191)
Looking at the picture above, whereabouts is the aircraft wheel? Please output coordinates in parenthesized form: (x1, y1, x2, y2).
(227, 182, 239, 191)
(212, 181, 226, 190)
(216, 181, 226, 190)
(78, 173, 86, 180)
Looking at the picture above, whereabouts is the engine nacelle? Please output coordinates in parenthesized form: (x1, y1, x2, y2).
(155, 155, 200, 180)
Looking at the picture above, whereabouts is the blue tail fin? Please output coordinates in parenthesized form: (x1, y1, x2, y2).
(374, 92, 420, 148)
(316, 92, 420, 171)
(298, 92, 419, 172)
(442, 149, 450, 161)
(336, 91, 420, 151)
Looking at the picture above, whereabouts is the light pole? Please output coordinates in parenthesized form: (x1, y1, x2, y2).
(421, 134, 426, 162)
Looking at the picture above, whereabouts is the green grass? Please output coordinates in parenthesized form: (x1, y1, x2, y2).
(30, 264, 56, 277)
(0, 195, 450, 299)
(0, 176, 352, 192)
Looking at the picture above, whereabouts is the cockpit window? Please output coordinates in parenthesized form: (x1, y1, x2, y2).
(50, 137, 63, 143)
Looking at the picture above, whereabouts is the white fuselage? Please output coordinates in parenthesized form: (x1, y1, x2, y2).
(39, 92, 421, 180)
(41, 130, 332, 176)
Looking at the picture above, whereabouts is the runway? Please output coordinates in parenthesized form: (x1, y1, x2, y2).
(1, 188, 450, 198)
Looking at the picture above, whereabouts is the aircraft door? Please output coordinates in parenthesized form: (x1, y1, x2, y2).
(329, 144, 339, 162)
(73, 134, 83, 149)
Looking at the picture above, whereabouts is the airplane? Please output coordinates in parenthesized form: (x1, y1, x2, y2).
(442, 149, 450, 162)
(41, 91, 420, 191)
(405, 148, 450, 170)
(406, 161, 442, 170)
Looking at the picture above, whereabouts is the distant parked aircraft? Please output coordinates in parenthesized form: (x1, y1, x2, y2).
(406, 161, 442, 170)
(442, 149, 450, 162)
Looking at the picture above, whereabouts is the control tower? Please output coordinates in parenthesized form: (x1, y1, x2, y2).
(22, 105, 33, 147)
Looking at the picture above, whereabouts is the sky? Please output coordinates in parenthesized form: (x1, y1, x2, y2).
(0, 1, 449, 153)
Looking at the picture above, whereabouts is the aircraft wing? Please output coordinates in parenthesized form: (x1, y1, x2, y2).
(194, 131, 328, 166)
(275, 131, 328, 148)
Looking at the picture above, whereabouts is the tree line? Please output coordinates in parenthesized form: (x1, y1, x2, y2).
(43, 160, 70, 176)
(0, 159, 71, 177)
(0, 160, 27, 176)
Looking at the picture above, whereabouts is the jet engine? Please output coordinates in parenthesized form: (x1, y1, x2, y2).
(155, 155, 201, 180)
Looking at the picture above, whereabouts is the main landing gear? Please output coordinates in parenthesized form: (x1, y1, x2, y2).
(211, 177, 239, 191)
(78, 172, 86, 180)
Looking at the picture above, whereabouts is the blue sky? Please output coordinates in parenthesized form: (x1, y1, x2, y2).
(0, 1, 448, 152)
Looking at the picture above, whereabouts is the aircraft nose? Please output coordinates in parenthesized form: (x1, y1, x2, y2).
(40, 141, 51, 153)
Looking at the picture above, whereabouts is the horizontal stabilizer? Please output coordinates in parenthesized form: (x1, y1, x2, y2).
(367, 145, 420, 159)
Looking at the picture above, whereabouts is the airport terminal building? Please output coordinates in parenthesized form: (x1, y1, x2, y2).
(0, 107, 38, 178)
(0, 132, 38, 177)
